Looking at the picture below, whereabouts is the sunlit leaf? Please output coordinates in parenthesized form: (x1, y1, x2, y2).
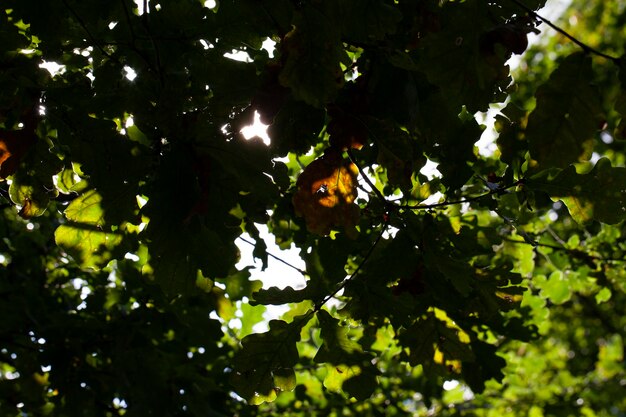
(292, 150, 360, 237)
(527, 158, 626, 224)
(55, 189, 129, 268)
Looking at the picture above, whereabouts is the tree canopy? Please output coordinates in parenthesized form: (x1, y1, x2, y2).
(1, 0, 625, 416)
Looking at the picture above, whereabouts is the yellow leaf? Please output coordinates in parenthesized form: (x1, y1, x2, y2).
(292, 150, 360, 237)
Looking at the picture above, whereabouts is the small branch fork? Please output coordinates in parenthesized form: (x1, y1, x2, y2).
(503, 237, 626, 264)
(61, 0, 116, 61)
(312, 219, 389, 314)
(237, 235, 307, 275)
(506, 0, 620, 64)
(347, 149, 523, 213)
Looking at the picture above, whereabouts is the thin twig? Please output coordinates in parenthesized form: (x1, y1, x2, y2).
(120, 0, 159, 75)
(506, 0, 620, 64)
(400, 181, 522, 210)
(61, 0, 115, 60)
(347, 149, 392, 210)
(313, 220, 389, 313)
(237, 236, 308, 275)
(502, 237, 626, 263)
(138, 5, 165, 86)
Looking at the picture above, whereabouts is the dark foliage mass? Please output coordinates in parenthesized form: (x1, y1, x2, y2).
(1, 0, 625, 416)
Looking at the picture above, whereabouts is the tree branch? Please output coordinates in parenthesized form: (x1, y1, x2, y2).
(61, 0, 116, 61)
(502, 237, 626, 263)
(237, 235, 308, 275)
(506, 0, 620, 64)
(346, 149, 392, 211)
(313, 220, 389, 313)
(400, 181, 522, 210)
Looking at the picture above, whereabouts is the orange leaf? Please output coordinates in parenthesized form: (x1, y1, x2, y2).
(0, 129, 37, 179)
(292, 150, 360, 237)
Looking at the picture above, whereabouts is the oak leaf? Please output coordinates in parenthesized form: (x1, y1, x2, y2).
(0, 129, 37, 179)
(292, 150, 360, 237)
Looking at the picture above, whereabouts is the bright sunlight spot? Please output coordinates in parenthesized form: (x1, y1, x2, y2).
(204, 0, 217, 9)
(224, 50, 253, 63)
(443, 380, 459, 391)
(420, 159, 441, 180)
(39, 61, 66, 77)
(240, 111, 271, 145)
(262, 38, 276, 58)
(123, 66, 137, 81)
(474, 105, 502, 157)
(133, 0, 146, 15)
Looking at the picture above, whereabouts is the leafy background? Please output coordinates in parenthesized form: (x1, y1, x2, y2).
(1, 0, 625, 416)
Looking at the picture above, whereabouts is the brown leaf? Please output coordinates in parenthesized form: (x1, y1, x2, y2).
(292, 150, 360, 237)
(0, 129, 37, 179)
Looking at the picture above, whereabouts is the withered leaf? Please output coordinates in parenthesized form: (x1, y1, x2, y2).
(0, 129, 37, 179)
(292, 150, 360, 237)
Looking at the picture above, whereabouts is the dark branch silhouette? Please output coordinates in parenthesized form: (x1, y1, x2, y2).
(507, 0, 620, 64)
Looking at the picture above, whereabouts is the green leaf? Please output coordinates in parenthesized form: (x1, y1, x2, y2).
(54, 189, 129, 268)
(595, 287, 612, 304)
(540, 271, 571, 305)
(252, 284, 321, 306)
(231, 317, 310, 404)
(527, 158, 626, 224)
(314, 310, 370, 365)
(9, 172, 53, 218)
(399, 315, 437, 368)
(238, 302, 267, 339)
(278, 6, 348, 107)
(342, 368, 378, 401)
(336, 0, 402, 43)
(417, 1, 510, 112)
(526, 52, 603, 169)
(273, 367, 297, 392)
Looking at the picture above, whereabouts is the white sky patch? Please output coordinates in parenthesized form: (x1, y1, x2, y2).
(199, 39, 214, 50)
(236, 224, 305, 321)
(419, 191, 444, 206)
(420, 159, 441, 180)
(124, 252, 140, 262)
(133, 0, 147, 15)
(236, 225, 306, 291)
(224, 50, 253, 63)
(600, 131, 613, 144)
(443, 380, 459, 391)
(261, 38, 276, 58)
(123, 66, 137, 81)
(507, 0, 573, 69)
(204, 0, 217, 9)
(40, 61, 66, 77)
(474, 104, 504, 157)
(590, 152, 601, 164)
(240, 111, 271, 145)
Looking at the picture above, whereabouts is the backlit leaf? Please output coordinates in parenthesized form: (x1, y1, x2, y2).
(292, 150, 360, 237)
(231, 317, 310, 404)
(527, 158, 626, 224)
(55, 189, 128, 268)
(526, 53, 603, 169)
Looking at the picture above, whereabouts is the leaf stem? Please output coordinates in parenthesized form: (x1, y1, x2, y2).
(506, 0, 620, 64)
